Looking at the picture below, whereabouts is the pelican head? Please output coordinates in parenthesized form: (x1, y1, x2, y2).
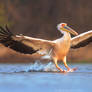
(57, 23, 78, 36)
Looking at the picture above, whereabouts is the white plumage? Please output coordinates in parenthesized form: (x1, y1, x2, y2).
(0, 23, 92, 73)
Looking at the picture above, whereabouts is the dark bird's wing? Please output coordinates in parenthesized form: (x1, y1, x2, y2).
(0, 25, 55, 54)
(71, 30, 92, 49)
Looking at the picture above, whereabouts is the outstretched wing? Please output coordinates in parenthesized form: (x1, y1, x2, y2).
(71, 30, 92, 49)
(0, 25, 55, 55)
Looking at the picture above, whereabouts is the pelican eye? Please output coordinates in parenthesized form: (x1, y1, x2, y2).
(61, 23, 67, 28)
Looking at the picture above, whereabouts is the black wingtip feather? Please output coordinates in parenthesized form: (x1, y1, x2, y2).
(0, 25, 38, 54)
(0, 25, 13, 42)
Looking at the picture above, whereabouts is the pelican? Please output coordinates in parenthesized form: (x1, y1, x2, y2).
(0, 23, 92, 73)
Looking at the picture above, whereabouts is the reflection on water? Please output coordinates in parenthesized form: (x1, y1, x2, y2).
(0, 61, 92, 92)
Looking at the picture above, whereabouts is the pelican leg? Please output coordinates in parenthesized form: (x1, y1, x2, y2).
(53, 58, 66, 73)
(63, 56, 77, 72)
(63, 57, 71, 71)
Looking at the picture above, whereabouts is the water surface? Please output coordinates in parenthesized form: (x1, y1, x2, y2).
(0, 62, 92, 92)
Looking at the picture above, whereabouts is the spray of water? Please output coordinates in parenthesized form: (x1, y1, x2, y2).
(0, 61, 58, 73)
(28, 61, 58, 72)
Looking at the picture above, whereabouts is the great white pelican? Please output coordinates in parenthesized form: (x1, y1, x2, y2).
(0, 23, 92, 73)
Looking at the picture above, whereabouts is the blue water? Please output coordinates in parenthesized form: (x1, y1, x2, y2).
(0, 62, 92, 92)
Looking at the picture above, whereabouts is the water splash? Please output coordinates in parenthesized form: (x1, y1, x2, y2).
(0, 62, 92, 73)
(0, 61, 58, 73)
(28, 61, 57, 72)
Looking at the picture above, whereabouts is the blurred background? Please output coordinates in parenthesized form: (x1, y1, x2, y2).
(0, 0, 92, 63)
